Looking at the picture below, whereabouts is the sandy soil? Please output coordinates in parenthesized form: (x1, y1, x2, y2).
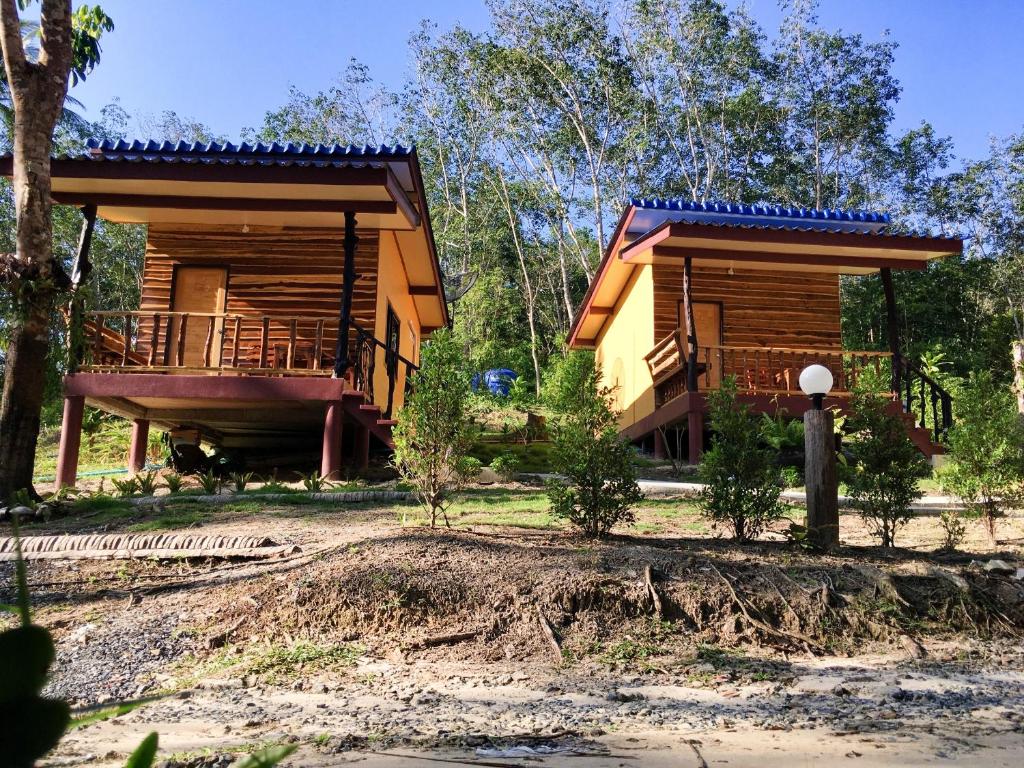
(4, 491, 1022, 767)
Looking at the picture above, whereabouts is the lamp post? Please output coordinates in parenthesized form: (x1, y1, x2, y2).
(800, 364, 839, 550)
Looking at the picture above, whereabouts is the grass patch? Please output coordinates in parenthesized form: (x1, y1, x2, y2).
(128, 505, 210, 531)
(444, 488, 558, 529)
(246, 642, 361, 683)
(469, 440, 555, 473)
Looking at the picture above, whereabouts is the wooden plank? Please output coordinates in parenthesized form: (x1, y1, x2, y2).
(52, 192, 398, 214)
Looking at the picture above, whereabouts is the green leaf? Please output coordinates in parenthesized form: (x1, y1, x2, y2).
(69, 695, 163, 729)
(233, 744, 298, 768)
(124, 732, 159, 768)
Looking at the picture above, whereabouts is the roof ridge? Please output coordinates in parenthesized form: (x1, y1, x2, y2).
(628, 197, 891, 224)
(82, 138, 414, 157)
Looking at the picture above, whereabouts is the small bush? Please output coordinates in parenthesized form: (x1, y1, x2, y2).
(780, 466, 803, 489)
(844, 387, 929, 547)
(698, 377, 784, 542)
(301, 471, 327, 493)
(490, 452, 521, 482)
(939, 509, 967, 552)
(197, 469, 221, 495)
(942, 371, 1024, 544)
(111, 476, 140, 498)
(393, 329, 475, 528)
(457, 456, 483, 481)
(546, 352, 643, 538)
(135, 471, 159, 496)
(162, 472, 185, 494)
(231, 471, 255, 493)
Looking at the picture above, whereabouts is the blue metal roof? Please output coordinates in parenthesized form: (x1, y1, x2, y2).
(627, 197, 898, 236)
(79, 138, 414, 159)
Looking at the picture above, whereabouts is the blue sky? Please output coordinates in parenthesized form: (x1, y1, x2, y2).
(69, 0, 1023, 163)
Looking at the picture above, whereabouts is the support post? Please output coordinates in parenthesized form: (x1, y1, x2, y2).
(682, 255, 699, 392)
(56, 396, 85, 489)
(128, 419, 150, 474)
(321, 401, 344, 480)
(687, 409, 704, 465)
(804, 408, 839, 550)
(334, 211, 359, 378)
(879, 267, 901, 393)
(1013, 341, 1024, 416)
(67, 205, 97, 374)
(355, 425, 370, 473)
(653, 428, 667, 460)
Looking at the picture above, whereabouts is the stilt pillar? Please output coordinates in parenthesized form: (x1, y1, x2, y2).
(687, 410, 704, 465)
(804, 408, 839, 550)
(321, 401, 344, 480)
(56, 395, 85, 489)
(653, 428, 667, 460)
(355, 425, 370, 473)
(128, 419, 150, 474)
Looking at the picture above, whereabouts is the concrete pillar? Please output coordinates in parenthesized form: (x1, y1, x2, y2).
(128, 419, 150, 474)
(804, 408, 839, 550)
(355, 425, 370, 473)
(321, 401, 344, 480)
(56, 395, 85, 489)
(687, 410, 704, 465)
(653, 428, 667, 460)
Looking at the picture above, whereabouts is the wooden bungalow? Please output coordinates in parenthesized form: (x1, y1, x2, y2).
(1, 139, 448, 486)
(567, 199, 963, 463)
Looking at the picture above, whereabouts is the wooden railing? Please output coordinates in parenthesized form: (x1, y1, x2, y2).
(894, 355, 954, 443)
(645, 330, 892, 407)
(74, 311, 418, 413)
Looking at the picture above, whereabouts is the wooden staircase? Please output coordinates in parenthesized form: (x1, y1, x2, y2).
(889, 405, 946, 460)
(342, 390, 397, 449)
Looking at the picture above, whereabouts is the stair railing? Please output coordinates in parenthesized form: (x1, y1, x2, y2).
(348, 321, 418, 418)
(893, 355, 953, 444)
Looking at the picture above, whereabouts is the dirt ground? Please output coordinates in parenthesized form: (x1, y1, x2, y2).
(4, 488, 1024, 767)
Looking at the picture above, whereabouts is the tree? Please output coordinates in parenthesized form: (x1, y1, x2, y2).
(391, 329, 474, 528)
(844, 387, 929, 548)
(698, 376, 784, 542)
(545, 351, 643, 538)
(0, 0, 112, 502)
(942, 371, 1024, 545)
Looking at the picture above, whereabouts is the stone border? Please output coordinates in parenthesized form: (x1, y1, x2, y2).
(128, 490, 412, 506)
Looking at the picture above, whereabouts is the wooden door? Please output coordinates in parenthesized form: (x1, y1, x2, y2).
(679, 300, 723, 388)
(171, 267, 227, 367)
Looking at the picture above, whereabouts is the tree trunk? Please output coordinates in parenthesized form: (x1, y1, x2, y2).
(1013, 341, 1024, 416)
(0, 0, 75, 501)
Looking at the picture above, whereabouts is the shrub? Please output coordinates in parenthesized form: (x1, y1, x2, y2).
(939, 509, 967, 552)
(546, 355, 643, 538)
(490, 452, 521, 482)
(541, 350, 596, 413)
(162, 472, 184, 494)
(698, 377, 784, 542)
(780, 466, 803, 489)
(111, 476, 139, 498)
(197, 469, 221, 495)
(457, 456, 483, 481)
(392, 329, 474, 528)
(942, 371, 1024, 543)
(844, 387, 929, 547)
(231, 471, 255, 493)
(301, 471, 328, 493)
(135, 471, 159, 496)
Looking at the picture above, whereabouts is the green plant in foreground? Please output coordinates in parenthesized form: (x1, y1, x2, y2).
(135, 471, 159, 496)
(197, 469, 221, 495)
(546, 351, 643, 539)
(698, 377, 784, 542)
(231, 471, 256, 493)
(939, 509, 967, 552)
(162, 473, 184, 494)
(301, 471, 327, 493)
(111, 476, 140, 498)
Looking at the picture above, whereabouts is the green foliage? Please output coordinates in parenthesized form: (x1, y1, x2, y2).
(231, 471, 255, 493)
(490, 452, 521, 482)
(111, 475, 139, 498)
(69, 5, 116, 85)
(301, 471, 327, 493)
(698, 378, 784, 542)
(541, 351, 596, 413)
(939, 509, 967, 552)
(392, 329, 474, 528)
(162, 473, 184, 494)
(456, 455, 482, 481)
(196, 469, 221, 495)
(134, 471, 159, 496)
(942, 371, 1024, 542)
(545, 359, 642, 538)
(759, 410, 804, 451)
(844, 388, 929, 547)
(122, 732, 158, 768)
(779, 466, 803, 489)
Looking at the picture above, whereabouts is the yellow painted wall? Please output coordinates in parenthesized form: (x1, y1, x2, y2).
(373, 232, 422, 413)
(594, 264, 655, 431)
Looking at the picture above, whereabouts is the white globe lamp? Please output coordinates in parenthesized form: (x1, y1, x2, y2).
(799, 364, 834, 410)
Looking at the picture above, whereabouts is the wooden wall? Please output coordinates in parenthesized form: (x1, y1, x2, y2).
(136, 224, 379, 361)
(653, 264, 843, 349)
